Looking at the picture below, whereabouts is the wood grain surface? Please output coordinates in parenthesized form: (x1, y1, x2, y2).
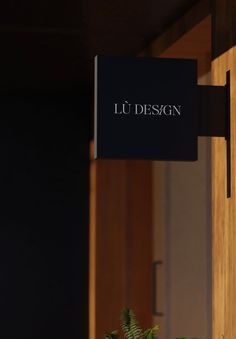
(212, 47, 236, 339)
(89, 153, 152, 339)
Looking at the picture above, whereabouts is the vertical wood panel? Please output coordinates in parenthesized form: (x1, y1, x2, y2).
(212, 47, 236, 339)
(91, 159, 127, 339)
(90, 156, 152, 339)
(126, 161, 152, 329)
(89, 153, 96, 339)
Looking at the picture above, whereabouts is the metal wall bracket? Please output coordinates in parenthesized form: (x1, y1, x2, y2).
(197, 71, 231, 198)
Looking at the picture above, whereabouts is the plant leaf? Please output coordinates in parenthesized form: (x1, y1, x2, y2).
(143, 325, 160, 339)
(121, 308, 142, 339)
(104, 330, 118, 339)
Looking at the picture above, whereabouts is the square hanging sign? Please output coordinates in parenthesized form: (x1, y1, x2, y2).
(94, 56, 198, 161)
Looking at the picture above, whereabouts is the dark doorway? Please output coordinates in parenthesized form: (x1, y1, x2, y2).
(0, 93, 89, 339)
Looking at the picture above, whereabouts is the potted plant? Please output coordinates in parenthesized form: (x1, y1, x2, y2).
(104, 308, 159, 339)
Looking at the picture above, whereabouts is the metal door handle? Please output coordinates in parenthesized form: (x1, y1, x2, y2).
(152, 260, 164, 316)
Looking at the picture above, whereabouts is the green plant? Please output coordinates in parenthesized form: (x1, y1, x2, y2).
(104, 330, 118, 339)
(104, 308, 159, 339)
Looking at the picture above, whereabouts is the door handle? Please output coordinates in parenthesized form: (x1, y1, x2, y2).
(152, 260, 164, 316)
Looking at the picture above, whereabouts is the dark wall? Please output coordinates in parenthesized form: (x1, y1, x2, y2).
(0, 94, 89, 338)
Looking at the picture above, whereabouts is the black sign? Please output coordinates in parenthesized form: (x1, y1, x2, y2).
(94, 56, 198, 161)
